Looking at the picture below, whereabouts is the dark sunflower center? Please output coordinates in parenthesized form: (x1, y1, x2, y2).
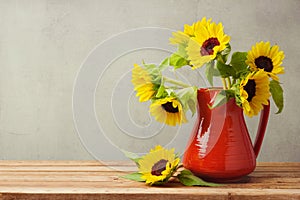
(162, 102, 179, 113)
(200, 37, 220, 56)
(151, 159, 168, 176)
(254, 56, 273, 72)
(244, 79, 256, 102)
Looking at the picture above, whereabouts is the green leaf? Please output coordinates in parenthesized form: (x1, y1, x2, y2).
(122, 172, 145, 182)
(205, 61, 214, 86)
(142, 62, 157, 72)
(175, 87, 197, 116)
(187, 99, 197, 116)
(178, 170, 221, 187)
(209, 92, 227, 109)
(177, 44, 188, 58)
(216, 61, 235, 78)
(156, 85, 167, 98)
(230, 52, 248, 78)
(270, 80, 284, 114)
(179, 169, 193, 176)
(209, 90, 236, 109)
(159, 57, 170, 71)
(169, 53, 189, 69)
(141, 61, 162, 84)
(233, 82, 243, 107)
(219, 43, 231, 63)
(122, 150, 141, 167)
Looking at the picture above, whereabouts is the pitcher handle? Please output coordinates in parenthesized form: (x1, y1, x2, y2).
(253, 100, 270, 157)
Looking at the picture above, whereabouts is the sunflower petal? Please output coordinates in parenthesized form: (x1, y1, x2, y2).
(138, 146, 179, 185)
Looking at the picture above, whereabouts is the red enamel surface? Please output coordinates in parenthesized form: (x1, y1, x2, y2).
(183, 88, 270, 182)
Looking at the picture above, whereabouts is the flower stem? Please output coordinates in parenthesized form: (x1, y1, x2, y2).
(164, 77, 191, 88)
(232, 78, 236, 85)
(226, 77, 232, 88)
(221, 78, 227, 89)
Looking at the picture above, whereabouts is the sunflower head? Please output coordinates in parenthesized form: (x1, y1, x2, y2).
(169, 17, 212, 46)
(183, 23, 196, 37)
(239, 70, 271, 117)
(246, 41, 285, 81)
(131, 64, 157, 102)
(149, 97, 187, 126)
(138, 145, 180, 185)
(186, 20, 230, 69)
(169, 21, 197, 45)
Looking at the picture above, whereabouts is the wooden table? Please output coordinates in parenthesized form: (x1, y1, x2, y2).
(0, 161, 299, 200)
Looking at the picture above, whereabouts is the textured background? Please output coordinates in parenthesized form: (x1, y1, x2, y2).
(0, 0, 299, 161)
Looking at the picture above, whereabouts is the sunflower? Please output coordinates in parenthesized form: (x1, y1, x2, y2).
(169, 22, 195, 45)
(186, 20, 230, 69)
(169, 17, 212, 46)
(240, 70, 271, 117)
(138, 145, 180, 185)
(149, 97, 187, 126)
(169, 28, 191, 46)
(246, 41, 285, 81)
(131, 64, 156, 102)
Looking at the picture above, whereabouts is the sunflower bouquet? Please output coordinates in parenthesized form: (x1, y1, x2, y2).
(131, 17, 284, 126)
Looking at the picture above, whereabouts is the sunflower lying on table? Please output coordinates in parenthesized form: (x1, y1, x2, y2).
(123, 145, 219, 186)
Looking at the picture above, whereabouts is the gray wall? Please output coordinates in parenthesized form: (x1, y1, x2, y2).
(0, 0, 299, 161)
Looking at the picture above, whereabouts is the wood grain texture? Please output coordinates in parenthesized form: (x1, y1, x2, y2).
(0, 161, 299, 200)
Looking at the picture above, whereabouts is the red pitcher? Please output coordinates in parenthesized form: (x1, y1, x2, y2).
(183, 88, 270, 182)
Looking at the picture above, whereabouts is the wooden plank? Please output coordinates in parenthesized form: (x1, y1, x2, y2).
(0, 174, 297, 184)
(0, 188, 299, 200)
(0, 193, 228, 200)
(0, 170, 294, 179)
(0, 177, 299, 189)
(257, 162, 300, 167)
(0, 161, 299, 200)
(0, 166, 137, 172)
(0, 161, 298, 168)
(0, 160, 132, 166)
